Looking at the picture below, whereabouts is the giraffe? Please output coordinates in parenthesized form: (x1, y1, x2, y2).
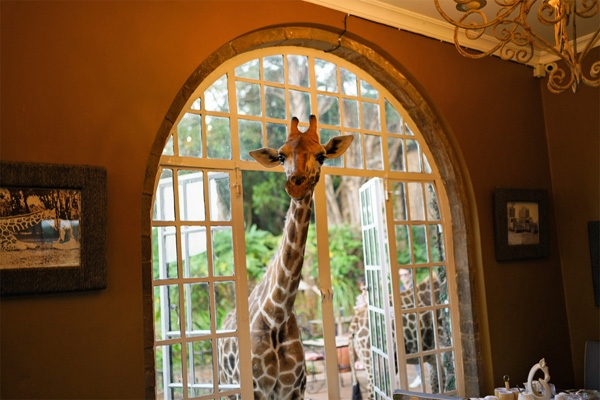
(348, 272, 452, 400)
(0, 209, 55, 251)
(218, 115, 353, 400)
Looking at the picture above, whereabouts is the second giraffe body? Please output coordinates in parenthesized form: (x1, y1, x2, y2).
(219, 115, 353, 399)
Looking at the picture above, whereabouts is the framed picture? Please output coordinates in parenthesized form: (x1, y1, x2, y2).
(494, 188, 549, 262)
(0, 162, 107, 295)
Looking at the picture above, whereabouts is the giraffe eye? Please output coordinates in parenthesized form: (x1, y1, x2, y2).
(278, 154, 285, 164)
(316, 154, 326, 164)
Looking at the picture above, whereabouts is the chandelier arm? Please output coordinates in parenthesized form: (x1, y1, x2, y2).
(575, 0, 598, 18)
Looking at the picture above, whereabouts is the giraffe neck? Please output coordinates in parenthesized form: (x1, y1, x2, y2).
(251, 192, 313, 324)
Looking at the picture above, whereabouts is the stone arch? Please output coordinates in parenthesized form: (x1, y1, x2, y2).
(141, 24, 484, 398)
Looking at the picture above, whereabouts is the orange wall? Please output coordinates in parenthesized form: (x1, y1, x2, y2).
(1, 1, 597, 398)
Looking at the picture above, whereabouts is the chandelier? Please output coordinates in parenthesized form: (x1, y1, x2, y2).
(434, 0, 600, 93)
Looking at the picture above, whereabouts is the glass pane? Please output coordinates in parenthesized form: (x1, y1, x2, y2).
(185, 283, 211, 336)
(158, 343, 183, 399)
(345, 132, 363, 169)
(362, 102, 381, 131)
(234, 59, 259, 79)
(218, 337, 241, 392)
(429, 224, 445, 262)
(437, 307, 453, 348)
(163, 135, 174, 156)
(340, 67, 358, 96)
(320, 129, 342, 167)
(208, 172, 231, 221)
(206, 116, 232, 160)
(433, 266, 449, 305)
(315, 58, 337, 92)
(154, 284, 181, 340)
(317, 95, 340, 126)
(342, 98, 359, 128)
(407, 139, 422, 172)
(266, 123, 287, 149)
(396, 225, 411, 265)
(265, 86, 286, 119)
(405, 357, 423, 391)
(178, 170, 205, 221)
(155, 346, 166, 398)
(440, 350, 457, 391)
(403, 312, 419, 354)
(188, 340, 214, 397)
(360, 79, 379, 99)
(405, 122, 415, 136)
(153, 226, 178, 280)
(425, 353, 440, 393)
(287, 54, 309, 87)
(423, 153, 433, 174)
(238, 119, 263, 161)
(425, 183, 440, 221)
(264, 55, 284, 83)
(178, 113, 202, 158)
(153, 169, 175, 221)
(388, 137, 405, 172)
(420, 310, 436, 351)
(205, 74, 229, 112)
(365, 134, 383, 170)
(408, 182, 425, 221)
(416, 267, 432, 306)
(181, 226, 208, 278)
(236, 81, 261, 116)
(289, 89, 310, 121)
(215, 281, 236, 330)
(385, 100, 402, 133)
(399, 267, 415, 308)
(391, 182, 407, 221)
(191, 97, 201, 110)
(412, 225, 428, 264)
(212, 227, 234, 276)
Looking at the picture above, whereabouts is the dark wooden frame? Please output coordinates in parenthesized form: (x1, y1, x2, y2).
(494, 188, 549, 262)
(0, 162, 107, 295)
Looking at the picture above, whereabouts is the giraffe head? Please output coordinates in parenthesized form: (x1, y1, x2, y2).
(249, 115, 353, 200)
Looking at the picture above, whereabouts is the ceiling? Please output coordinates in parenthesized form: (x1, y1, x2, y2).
(303, 0, 600, 67)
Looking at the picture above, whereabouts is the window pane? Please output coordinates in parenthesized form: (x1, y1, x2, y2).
(205, 74, 229, 112)
(412, 225, 429, 264)
(236, 81, 261, 116)
(178, 113, 202, 157)
(238, 119, 263, 161)
(317, 95, 340, 126)
(153, 226, 178, 280)
(178, 170, 205, 221)
(408, 182, 425, 221)
(266, 123, 287, 149)
(212, 227, 234, 276)
(391, 182, 408, 221)
(362, 102, 381, 131)
(218, 337, 241, 392)
(234, 59, 259, 79)
(388, 137, 405, 172)
(315, 58, 337, 92)
(215, 281, 236, 330)
(191, 97, 201, 111)
(440, 350, 457, 391)
(365, 134, 383, 170)
(265, 86, 286, 119)
(340, 67, 358, 96)
(208, 172, 231, 221)
(434, 266, 449, 305)
(429, 224, 445, 262)
(154, 285, 181, 340)
(399, 267, 415, 307)
(396, 225, 411, 265)
(153, 168, 175, 221)
(405, 122, 415, 136)
(158, 343, 183, 399)
(437, 309, 453, 347)
(264, 55, 284, 83)
(425, 183, 440, 221)
(342, 98, 359, 128)
(361, 79, 379, 99)
(206, 116, 232, 160)
(287, 54, 309, 87)
(405, 357, 423, 391)
(404, 313, 419, 353)
(345, 132, 363, 169)
(188, 340, 214, 397)
(185, 283, 211, 336)
(289, 89, 310, 121)
(181, 226, 208, 278)
(385, 100, 402, 134)
(320, 129, 342, 167)
(407, 139, 422, 172)
(416, 267, 432, 306)
(163, 135, 174, 156)
(420, 310, 435, 351)
(425, 353, 440, 393)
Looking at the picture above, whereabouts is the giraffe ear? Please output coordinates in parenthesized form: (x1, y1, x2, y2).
(249, 148, 280, 168)
(323, 135, 354, 159)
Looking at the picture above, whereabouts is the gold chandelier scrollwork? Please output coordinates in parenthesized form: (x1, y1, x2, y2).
(434, 0, 600, 93)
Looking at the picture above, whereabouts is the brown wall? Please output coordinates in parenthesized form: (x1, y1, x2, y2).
(1, 1, 597, 398)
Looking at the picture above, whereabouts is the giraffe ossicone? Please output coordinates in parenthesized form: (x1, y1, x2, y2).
(219, 115, 353, 399)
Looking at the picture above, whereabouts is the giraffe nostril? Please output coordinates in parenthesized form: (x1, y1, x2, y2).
(291, 175, 306, 186)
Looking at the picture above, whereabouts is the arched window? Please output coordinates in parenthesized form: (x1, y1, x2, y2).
(146, 38, 478, 400)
